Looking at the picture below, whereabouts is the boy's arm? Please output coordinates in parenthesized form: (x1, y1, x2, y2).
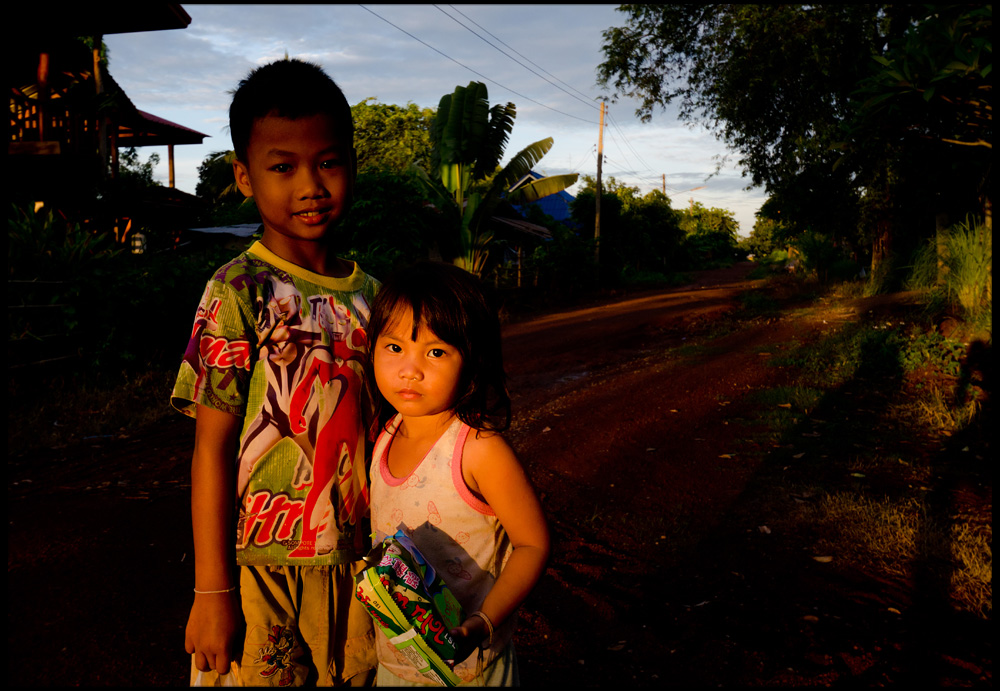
(185, 404, 243, 674)
(451, 433, 551, 662)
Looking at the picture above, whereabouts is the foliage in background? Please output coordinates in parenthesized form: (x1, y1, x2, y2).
(415, 81, 578, 275)
(528, 217, 598, 299)
(677, 201, 740, 269)
(597, 4, 992, 281)
(195, 150, 241, 202)
(850, 4, 992, 151)
(599, 4, 887, 189)
(194, 150, 260, 226)
(117, 147, 161, 190)
(9, 203, 238, 375)
(571, 175, 687, 282)
(793, 230, 842, 284)
(9, 204, 240, 454)
(8, 204, 121, 281)
(352, 99, 435, 173)
(907, 216, 993, 333)
(337, 169, 442, 281)
(739, 216, 786, 259)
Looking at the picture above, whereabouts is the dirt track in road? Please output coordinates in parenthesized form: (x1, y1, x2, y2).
(9, 262, 989, 686)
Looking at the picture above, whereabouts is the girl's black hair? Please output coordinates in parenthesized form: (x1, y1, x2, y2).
(367, 262, 511, 433)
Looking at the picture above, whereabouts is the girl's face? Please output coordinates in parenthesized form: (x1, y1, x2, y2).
(373, 307, 464, 423)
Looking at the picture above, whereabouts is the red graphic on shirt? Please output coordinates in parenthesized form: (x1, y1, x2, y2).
(287, 328, 370, 557)
(224, 272, 372, 560)
(242, 490, 308, 547)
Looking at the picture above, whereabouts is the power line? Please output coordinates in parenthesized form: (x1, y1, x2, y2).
(435, 4, 601, 112)
(358, 3, 747, 215)
(359, 4, 595, 124)
(607, 112, 658, 177)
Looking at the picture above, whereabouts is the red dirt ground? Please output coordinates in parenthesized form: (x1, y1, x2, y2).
(8, 262, 991, 686)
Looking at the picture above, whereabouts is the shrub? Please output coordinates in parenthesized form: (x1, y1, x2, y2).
(794, 230, 841, 283)
(904, 217, 992, 334)
(939, 218, 991, 332)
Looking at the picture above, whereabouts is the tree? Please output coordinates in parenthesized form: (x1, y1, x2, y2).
(117, 147, 161, 189)
(195, 150, 241, 202)
(597, 5, 995, 280)
(852, 4, 992, 152)
(194, 150, 259, 225)
(678, 202, 740, 268)
(678, 201, 739, 239)
(351, 99, 435, 173)
(629, 189, 685, 273)
(846, 3, 992, 246)
(740, 215, 788, 259)
(598, 5, 901, 191)
(571, 176, 685, 279)
(337, 169, 440, 279)
(415, 81, 578, 276)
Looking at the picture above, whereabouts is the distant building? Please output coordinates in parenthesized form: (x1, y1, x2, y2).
(10, 4, 208, 239)
(509, 170, 579, 230)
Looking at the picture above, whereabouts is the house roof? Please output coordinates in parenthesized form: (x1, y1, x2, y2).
(11, 4, 191, 39)
(119, 109, 208, 147)
(509, 170, 577, 225)
(10, 5, 205, 149)
(492, 216, 552, 240)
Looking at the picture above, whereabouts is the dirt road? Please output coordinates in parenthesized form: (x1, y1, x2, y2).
(8, 263, 989, 686)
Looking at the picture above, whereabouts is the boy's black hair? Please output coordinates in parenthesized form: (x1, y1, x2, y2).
(229, 58, 353, 162)
(367, 262, 511, 433)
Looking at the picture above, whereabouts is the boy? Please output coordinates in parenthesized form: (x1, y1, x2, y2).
(172, 59, 378, 686)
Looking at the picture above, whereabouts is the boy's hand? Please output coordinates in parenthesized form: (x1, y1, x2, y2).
(448, 614, 491, 666)
(186, 590, 241, 674)
(187, 404, 242, 674)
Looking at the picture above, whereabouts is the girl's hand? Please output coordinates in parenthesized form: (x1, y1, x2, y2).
(449, 614, 490, 665)
(457, 432, 551, 664)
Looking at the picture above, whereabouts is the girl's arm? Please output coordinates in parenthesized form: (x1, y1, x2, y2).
(185, 404, 242, 675)
(451, 432, 550, 661)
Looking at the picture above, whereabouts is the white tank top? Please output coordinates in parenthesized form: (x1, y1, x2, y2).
(369, 414, 514, 683)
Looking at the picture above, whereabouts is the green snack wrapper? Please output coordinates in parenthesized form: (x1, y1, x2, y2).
(355, 532, 465, 687)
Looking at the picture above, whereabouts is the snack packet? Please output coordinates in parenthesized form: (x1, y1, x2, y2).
(354, 532, 464, 686)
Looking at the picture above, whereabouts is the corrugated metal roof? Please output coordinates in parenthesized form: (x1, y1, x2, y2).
(188, 224, 261, 237)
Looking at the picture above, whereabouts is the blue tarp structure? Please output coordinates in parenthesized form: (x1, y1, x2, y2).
(510, 171, 579, 230)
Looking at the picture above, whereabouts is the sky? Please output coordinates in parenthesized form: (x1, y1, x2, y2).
(104, 4, 767, 236)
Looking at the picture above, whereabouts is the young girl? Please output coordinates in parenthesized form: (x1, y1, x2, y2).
(366, 261, 550, 686)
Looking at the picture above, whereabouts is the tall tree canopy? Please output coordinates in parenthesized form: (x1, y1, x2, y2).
(598, 4, 905, 191)
(598, 4, 992, 277)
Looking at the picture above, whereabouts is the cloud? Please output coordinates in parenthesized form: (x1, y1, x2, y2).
(103, 4, 767, 231)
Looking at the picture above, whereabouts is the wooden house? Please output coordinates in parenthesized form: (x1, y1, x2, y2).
(9, 4, 208, 240)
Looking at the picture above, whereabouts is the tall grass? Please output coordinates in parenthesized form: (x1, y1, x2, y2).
(908, 218, 992, 334)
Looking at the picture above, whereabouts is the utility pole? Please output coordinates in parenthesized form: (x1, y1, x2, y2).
(662, 173, 666, 195)
(595, 101, 605, 265)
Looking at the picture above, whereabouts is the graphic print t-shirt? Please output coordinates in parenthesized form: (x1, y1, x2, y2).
(172, 241, 379, 565)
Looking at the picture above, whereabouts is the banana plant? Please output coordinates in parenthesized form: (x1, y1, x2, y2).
(414, 81, 578, 275)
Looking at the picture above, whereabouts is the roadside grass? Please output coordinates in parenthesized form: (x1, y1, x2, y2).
(904, 383, 983, 431)
(8, 369, 177, 456)
(724, 276, 992, 618)
(804, 491, 992, 618)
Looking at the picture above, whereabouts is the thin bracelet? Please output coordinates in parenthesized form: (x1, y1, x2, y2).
(193, 586, 236, 594)
(470, 611, 494, 648)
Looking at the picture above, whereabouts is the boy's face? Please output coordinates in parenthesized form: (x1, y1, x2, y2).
(234, 111, 355, 255)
